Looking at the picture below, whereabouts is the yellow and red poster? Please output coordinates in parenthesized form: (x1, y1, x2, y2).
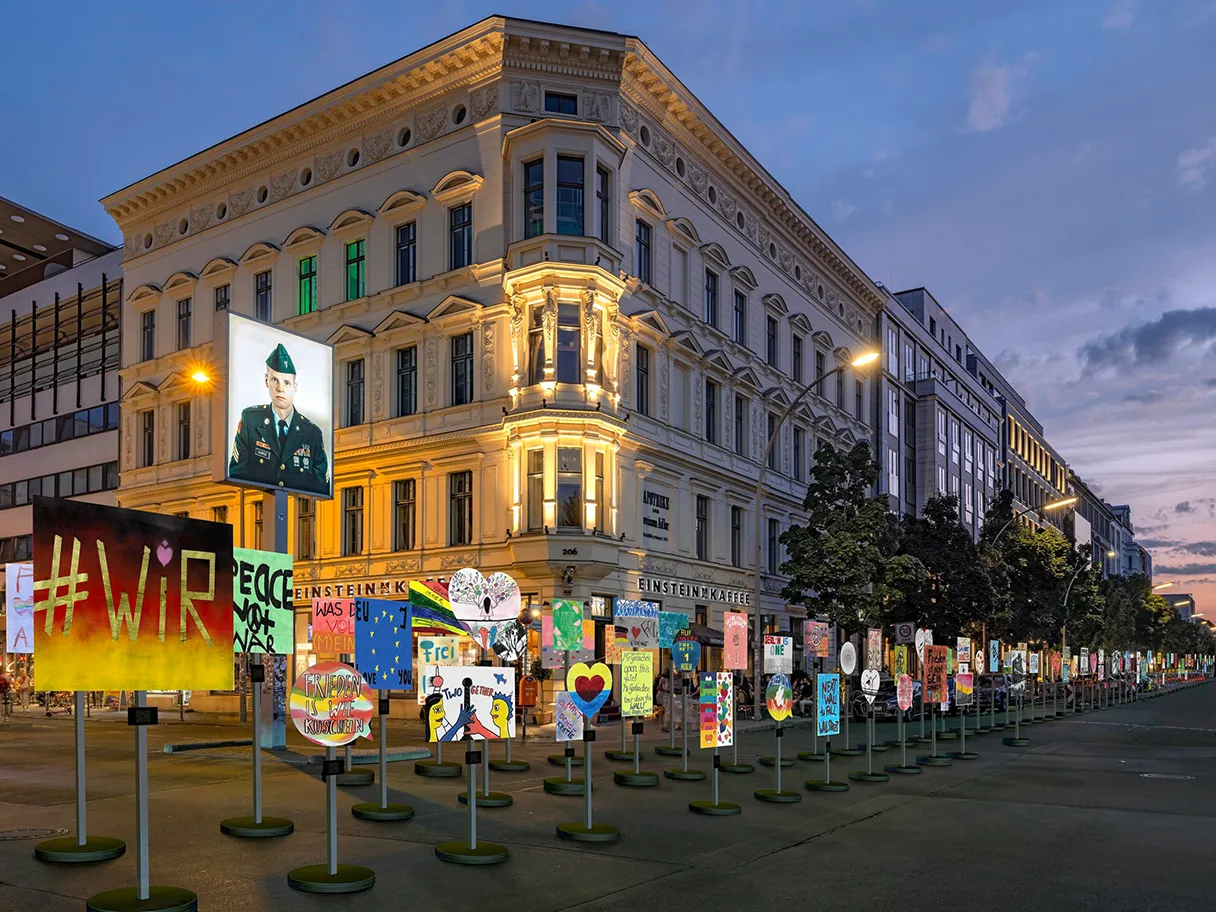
(923, 645, 949, 704)
(32, 499, 234, 691)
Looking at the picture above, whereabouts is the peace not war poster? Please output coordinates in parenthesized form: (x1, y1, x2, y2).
(32, 498, 235, 691)
(232, 548, 293, 654)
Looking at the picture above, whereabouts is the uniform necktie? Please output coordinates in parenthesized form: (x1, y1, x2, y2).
(278, 419, 288, 446)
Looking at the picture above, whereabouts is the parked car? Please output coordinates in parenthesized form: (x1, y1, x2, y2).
(850, 677, 922, 720)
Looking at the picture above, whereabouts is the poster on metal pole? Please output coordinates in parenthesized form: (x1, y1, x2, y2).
(4, 561, 34, 654)
(816, 673, 841, 737)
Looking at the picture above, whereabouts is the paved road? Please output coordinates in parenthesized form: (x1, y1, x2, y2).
(0, 683, 1212, 911)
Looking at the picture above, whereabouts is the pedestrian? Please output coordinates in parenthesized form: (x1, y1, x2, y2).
(15, 670, 30, 712)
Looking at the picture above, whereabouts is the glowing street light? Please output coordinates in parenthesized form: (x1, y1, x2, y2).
(1152, 582, 1175, 591)
(850, 351, 880, 368)
(1043, 496, 1078, 511)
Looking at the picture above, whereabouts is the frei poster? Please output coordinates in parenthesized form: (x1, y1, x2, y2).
(5, 562, 34, 654)
(816, 673, 841, 737)
(766, 673, 793, 722)
(32, 499, 234, 691)
(723, 611, 749, 669)
(923, 645, 949, 704)
(620, 650, 654, 717)
(232, 548, 293, 655)
(289, 661, 373, 746)
(615, 599, 660, 649)
(763, 634, 793, 673)
(699, 671, 733, 748)
(551, 598, 583, 651)
(312, 598, 355, 656)
(866, 627, 883, 671)
(423, 665, 516, 741)
(353, 598, 412, 690)
(416, 634, 462, 703)
(555, 691, 584, 741)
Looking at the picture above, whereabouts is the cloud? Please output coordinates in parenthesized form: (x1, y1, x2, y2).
(1206, 378, 1216, 387)
(1180, 541, 1216, 556)
(1103, 1, 1135, 29)
(832, 199, 857, 221)
(1079, 306, 1216, 370)
(1176, 501, 1195, 513)
(1178, 137, 1216, 190)
(1122, 390, 1167, 404)
(1136, 538, 1179, 549)
(1155, 562, 1216, 575)
(965, 59, 1029, 133)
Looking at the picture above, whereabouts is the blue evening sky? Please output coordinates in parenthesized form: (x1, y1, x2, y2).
(3, 1, 1214, 598)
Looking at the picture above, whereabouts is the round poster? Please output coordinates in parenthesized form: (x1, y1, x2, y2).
(289, 661, 375, 747)
(765, 673, 793, 721)
(897, 674, 913, 711)
(840, 641, 857, 676)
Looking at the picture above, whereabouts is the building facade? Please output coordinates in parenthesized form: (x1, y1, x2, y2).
(1109, 504, 1152, 580)
(102, 17, 881, 668)
(1070, 470, 1120, 576)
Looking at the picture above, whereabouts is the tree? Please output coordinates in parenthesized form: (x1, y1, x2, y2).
(780, 443, 926, 633)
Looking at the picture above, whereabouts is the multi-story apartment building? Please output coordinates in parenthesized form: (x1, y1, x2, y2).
(0, 198, 122, 668)
(101, 17, 881, 667)
(1109, 504, 1152, 580)
(874, 287, 1001, 537)
(1070, 470, 1121, 576)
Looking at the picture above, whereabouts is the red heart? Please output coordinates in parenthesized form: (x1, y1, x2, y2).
(575, 675, 604, 701)
(631, 626, 641, 640)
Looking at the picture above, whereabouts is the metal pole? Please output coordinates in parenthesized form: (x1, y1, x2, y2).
(712, 747, 720, 806)
(632, 725, 640, 774)
(825, 739, 832, 784)
(681, 681, 689, 772)
(135, 691, 150, 901)
(930, 705, 937, 757)
(620, 713, 627, 754)
(482, 747, 490, 798)
(466, 751, 477, 850)
(960, 708, 966, 754)
(844, 677, 850, 747)
(775, 725, 783, 793)
(899, 710, 907, 768)
(379, 713, 388, 809)
(812, 661, 820, 755)
(584, 730, 593, 829)
(865, 711, 872, 774)
(75, 691, 86, 845)
(564, 744, 572, 783)
(326, 746, 337, 876)
(252, 678, 263, 824)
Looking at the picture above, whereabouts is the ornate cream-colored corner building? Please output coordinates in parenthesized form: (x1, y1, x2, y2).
(102, 16, 882, 657)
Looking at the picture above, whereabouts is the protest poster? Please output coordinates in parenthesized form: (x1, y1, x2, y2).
(658, 611, 687, 649)
(990, 638, 1001, 673)
(923, 645, 949, 703)
(1029, 652, 1041, 675)
(699, 672, 733, 748)
(766, 673, 793, 721)
(897, 674, 913, 712)
(956, 672, 974, 706)
(764, 634, 793, 673)
(555, 691, 584, 741)
(615, 599, 660, 649)
(894, 645, 909, 676)
(672, 633, 701, 673)
(915, 628, 932, 662)
(840, 641, 857, 675)
(552, 598, 583, 651)
(289, 661, 374, 747)
(866, 627, 883, 671)
(565, 661, 612, 717)
(417, 635, 463, 703)
(231, 549, 293, 655)
(723, 611, 748, 669)
(312, 598, 355, 655)
(957, 637, 972, 667)
(816, 673, 841, 737)
(448, 568, 522, 654)
(423, 666, 516, 741)
(5, 562, 33, 654)
(620, 651, 654, 717)
(353, 598, 412, 689)
(805, 619, 830, 658)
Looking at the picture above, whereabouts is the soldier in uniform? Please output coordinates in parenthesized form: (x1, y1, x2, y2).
(229, 343, 330, 495)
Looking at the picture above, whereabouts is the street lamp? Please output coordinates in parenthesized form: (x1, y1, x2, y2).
(1152, 581, 1175, 591)
(751, 350, 879, 718)
(990, 495, 1077, 546)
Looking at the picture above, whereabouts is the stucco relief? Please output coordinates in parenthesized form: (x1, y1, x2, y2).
(440, 553, 478, 570)
(123, 418, 133, 470)
(693, 369, 703, 432)
(190, 203, 213, 233)
(618, 327, 632, 403)
(580, 91, 612, 123)
(417, 103, 447, 140)
(778, 248, 794, 273)
(269, 169, 297, 202)
(688, 163, 708, 195)
(123, 234, 141, 259)
(641, 555, 676, 575)
(372, 351, 385, 416)
(654, 135, 676, 168)
(511, 79, 540, 113)
(363, 128, 392, 163)
(482, 322, 495, 393)
(316, 151, 344, 183)
(508, 294, 524, 382)
(717, 192, 737, 220)
(470, 82, 498, 119)
(541, 290, 557, 375)
(158, 409, 169, 460)
(229, 188, 254, 217)
(153, 221, 174, 248)
(385, 558, 421, 573)
(620, 103, 639, 135)
(751, 396, 761, 459)
(723, 395, 732, 448)
(659, 351, 670, 421)
(425, 338, 438, 407)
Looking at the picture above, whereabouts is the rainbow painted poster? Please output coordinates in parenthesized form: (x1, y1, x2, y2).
(289, 661, 374, 747)
(699, 671, 733, 748)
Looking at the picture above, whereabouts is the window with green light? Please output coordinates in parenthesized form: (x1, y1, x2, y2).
(297, 256, 317, 314)
(345, 239, 365, 301)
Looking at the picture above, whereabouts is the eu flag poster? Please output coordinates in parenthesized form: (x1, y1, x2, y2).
(354, 598, 412, 690)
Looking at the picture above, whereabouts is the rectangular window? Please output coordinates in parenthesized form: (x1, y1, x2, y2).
(950, 419, 960, 464)
(449, 470, 473, 546)
(140, 409, 155, 467)
(556, 303, 580, 384)
(635, 344, 650, 415)
(734, 291, 747, 345)
(528, 307, 545, 385)
(214, 284, 230, 311)
(703, 270, 718, 327)
(393, 479, 417, 550)
(767, 412, 778, 470)
(937, 465, 947, 494)
(836, 371, 845, 409)
(886, 327, 899, 376)
(345, 359, 365, 426)
(342, 487, 364, 556)
(815, 349, 825, 383)
(557, 448, 582, 529)
(888, 388, 899, 436)
(212, 505, 228, 525)
(140, 311, 155, 361)
(964, 481, 974, 525)
(695, 495, 710, 561)
(252, 499, 263, 550)
(950, 473, 959, 496)
(297, 256, 317, 314)
(856, 380, 864, 420)
(176, 402, 191, 460)
(964, 430, 974, 473)
(176, 298, 192, 350)
(672, 365, 688, 432)
(544, 92, 577, 115)
(345, 239, 366, 301)
(635, 220, 652, 284)
(936, 408, 947, 456)
(596, 166, 611, 241)
(904, 343, 915, 382)
(794, 428, 804, 481)
(672, 247, 687, 307)
(887, 447, 899, 495)
(523, 159, 544, 239)
(767, 518, 781, 574)
(556, 156, 584, 236)
(594, 451, 605, 533)
(396, 346, 417, 417)
(527, 450, 544, 531)
(451, 332, 473, 405)
(905, 396, 916, 435)
(905, 457, 916, 505)
(254, 271, 272, 322)
(449, 203, 472, 270)
(395, 222, 417, 286)
(705, 379, 717, 444)
(734, 396, 745, 456)
(766, 316, 778, 368)
(792, 334, 803, 383)
(731, 506, 743, 567)
(294, 499, 315, 560)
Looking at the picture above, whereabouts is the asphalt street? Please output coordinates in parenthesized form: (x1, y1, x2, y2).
(0, 683, 1212, 911)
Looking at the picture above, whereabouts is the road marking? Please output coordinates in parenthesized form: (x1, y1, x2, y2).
(1139, 773, 1195, 780)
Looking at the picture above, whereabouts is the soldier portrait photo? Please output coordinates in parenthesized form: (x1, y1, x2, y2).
(224, 314, 333, 499)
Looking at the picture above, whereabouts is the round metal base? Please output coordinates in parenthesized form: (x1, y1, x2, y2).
(287, 864, 376, 894)
(557, 822, 621, 842)
(1027, 718, 1044, 725)
(916, 755, 953, 766)
(883, 739, 916, 748)
(86, 886, 198, 912)
(830, 747, 864, 757)
(797, 751, 826, 762)
(754, 789, 802, 803)
(543, 777, 585, 796)
(219, 816, 294, 838)
(433, 841, 509, 865)
(848, 771, 890, 782)
(663, 767, 707, 781)
(489, 760, 531, 773)
(989, 724, 1006, 731)
(758, 756, 795, 768)
(937, 731, 958, 741)
(613, 770, 660, 787)
(351, 803, 414, 821)
(883, 764, 923, 775)
(548, 754, 584, 767)
(914, 737, 934, 746)
(689, 800, 742, 816)
(34, 835, 126, 864)
(415, 760, 462, 778)
(973, 727, 991, 735)
(719, 762, 756, 774)
(655, 745, 684, 757)
(1002, 737, 1031, 747)
(457, 791, 513, 808)
(604, 750, 633, 762)
(951, 751, 980, 761)
(805, 779, 849, 792)
(861, 743, 891, 752)
(337, 769, 374, 787)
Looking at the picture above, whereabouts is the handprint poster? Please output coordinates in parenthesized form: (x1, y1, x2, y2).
(423, 665, 516, 742)
(699, 671, 733, 748)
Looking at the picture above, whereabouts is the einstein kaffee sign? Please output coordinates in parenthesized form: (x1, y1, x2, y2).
(638, 576, 752, 607)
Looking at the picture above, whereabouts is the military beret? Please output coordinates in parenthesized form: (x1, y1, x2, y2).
(266, 343, 296, 375)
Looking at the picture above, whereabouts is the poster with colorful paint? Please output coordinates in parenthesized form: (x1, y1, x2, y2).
(289, 661, 374, 746)
(955, 672, 974, 706)
(957, 637, 972, 667)
(555, 691, 584, 741)
(923, 645, 949, 703)
(353, 598, 411, 690)
(232, 548, 293, 655)
(766, 673, 793, 721)
(552, 598, 583, 651)
(5, 562, 33, 654)
(605, 626, 628, 665)
(620, 650, 654, 717)
(658, 611, 687, 649)
(566, 662, 613, 717)
(764, 634, 793, 673)
(699, 671, 733, 748)
(723, 611, 749, 669)
(990, 639, 1001, 673)
(614, 599, 660, 649)
(423, 665, 516, 741)
(312, 598, 355, 656)
(866, 627, 883, 671)
(1080, 647, 1090, 675)
(672, 633, 701, 673)
(447, 568, 522, 654)
(805, 620, 830, 657)
(816, 673, 841, 737)
(416, 634, 462, 703)
(1029, 652, 1041, 675)
(32, 499, 234, 691)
